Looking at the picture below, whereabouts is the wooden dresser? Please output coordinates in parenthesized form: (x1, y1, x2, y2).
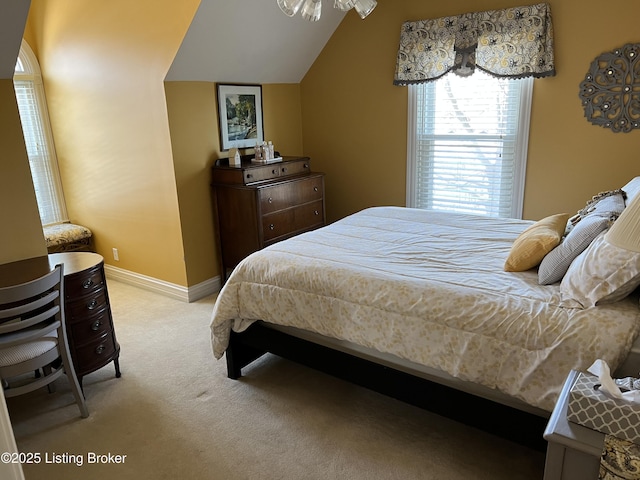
(49, 252, 121, 387)
(212, 155, 325, 280)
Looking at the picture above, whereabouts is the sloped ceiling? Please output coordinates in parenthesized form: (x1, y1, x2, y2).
(165, 0, 346, 83)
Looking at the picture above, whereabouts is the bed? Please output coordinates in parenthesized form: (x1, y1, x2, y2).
(210, 185, 640, 420)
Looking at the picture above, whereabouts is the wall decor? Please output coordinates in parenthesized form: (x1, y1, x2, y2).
(579, 43, 640, 133)
(217, 84, 264, 150)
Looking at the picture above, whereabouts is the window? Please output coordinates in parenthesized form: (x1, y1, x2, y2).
(406, 70, 533, 219)
(13, 40, 68, 226)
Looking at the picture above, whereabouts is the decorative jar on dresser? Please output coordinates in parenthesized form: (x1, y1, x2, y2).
(49, 252, 121, 387)
(212, 155, 325, 281)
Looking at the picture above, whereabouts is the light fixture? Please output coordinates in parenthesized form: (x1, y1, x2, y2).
(278, 0, 376, 22)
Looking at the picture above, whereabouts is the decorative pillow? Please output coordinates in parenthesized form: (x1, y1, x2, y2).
(622, 177, 640, 206)
(538, 193, 626, 284)
(567, 189, 626, 227)
(560, 232, 640, 308)
(504, 213, 570, 272)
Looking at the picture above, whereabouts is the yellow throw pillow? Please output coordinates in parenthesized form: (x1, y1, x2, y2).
(504, 213, 570, 272)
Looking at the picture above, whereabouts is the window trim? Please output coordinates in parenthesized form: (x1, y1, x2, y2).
(14, 40, 68, 226)
(406, 74, 533, 219)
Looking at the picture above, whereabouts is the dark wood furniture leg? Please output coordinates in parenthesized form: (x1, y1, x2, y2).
(226, 330, 268, 379)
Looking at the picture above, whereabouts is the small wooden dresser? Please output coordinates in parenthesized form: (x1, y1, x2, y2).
(49, 253, 121, 387)
(212, 155, 325, 280)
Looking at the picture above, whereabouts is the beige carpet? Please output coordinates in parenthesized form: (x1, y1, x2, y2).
(8, 280, 545, 479)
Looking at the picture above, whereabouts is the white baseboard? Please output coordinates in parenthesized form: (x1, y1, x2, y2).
(104, 265, 221, 302)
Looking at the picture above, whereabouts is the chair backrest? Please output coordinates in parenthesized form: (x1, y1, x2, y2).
(0, 264, 65, 338)
(0, 263, 88, 418)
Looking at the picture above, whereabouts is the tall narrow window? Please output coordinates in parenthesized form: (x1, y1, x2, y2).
(13, 40, 68, 226)
(406, 70, 533, 219)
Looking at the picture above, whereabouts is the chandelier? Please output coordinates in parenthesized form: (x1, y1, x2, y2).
(277, 0, 377, 22)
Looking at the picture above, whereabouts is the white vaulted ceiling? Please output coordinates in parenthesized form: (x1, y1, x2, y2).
(165, 0, 346, 83)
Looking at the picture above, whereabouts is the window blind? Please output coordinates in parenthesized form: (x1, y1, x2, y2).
(408, 70, 532, 218)
(14, 42, 68, 226)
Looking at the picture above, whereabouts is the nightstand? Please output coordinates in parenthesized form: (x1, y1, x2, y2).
(543, 370, 603, 480)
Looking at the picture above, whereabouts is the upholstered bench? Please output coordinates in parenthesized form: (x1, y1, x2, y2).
(43, 223, 94, 253)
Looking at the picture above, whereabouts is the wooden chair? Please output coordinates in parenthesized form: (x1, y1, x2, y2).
(0, 264, 88, 418)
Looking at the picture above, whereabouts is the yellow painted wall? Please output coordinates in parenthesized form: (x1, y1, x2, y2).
(164, 82, 304, 284)
(13, 0, 633, 286)
(261, 84, 305, 157)
(301, 0, 640, 223)
(164, 81, 219, 285)
(0, 79, 47, 264)
(0, 1, 46, 264)
(22, 3, 304, 286)
(26, 0, 199, 286)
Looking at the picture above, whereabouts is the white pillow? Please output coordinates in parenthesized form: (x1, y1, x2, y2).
(560, 232, 640, 308)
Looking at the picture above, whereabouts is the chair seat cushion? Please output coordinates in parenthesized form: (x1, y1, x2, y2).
(0, 335, 58, 367)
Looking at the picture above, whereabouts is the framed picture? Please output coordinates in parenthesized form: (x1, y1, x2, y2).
(216, 83, 264, 151)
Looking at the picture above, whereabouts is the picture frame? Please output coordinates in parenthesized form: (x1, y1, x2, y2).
(216, 83, 264, 151)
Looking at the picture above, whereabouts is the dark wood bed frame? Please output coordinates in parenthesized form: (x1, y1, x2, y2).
(225, 322, 548, 451)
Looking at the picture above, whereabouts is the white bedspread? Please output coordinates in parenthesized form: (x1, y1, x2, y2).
(210, 206, 640, 412)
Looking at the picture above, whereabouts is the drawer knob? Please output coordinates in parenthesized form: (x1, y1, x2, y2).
(269, 224, 275, 230)
(314, 210, 319, 216)
(87, 299, 98, 310)
(313, 186, 318, 192)
(268, 197, 273, 204)
(281, 167, 287, 173)
(246, 174, 253, 179)
(95, 344, 106, 355)
(91, 320, 103, 331)
(272, 169, 278, 175)
(82, 279, 94, 289)
(304, 163, 309, 169)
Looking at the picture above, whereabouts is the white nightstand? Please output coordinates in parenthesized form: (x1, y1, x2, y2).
(543, 370, 604, 480)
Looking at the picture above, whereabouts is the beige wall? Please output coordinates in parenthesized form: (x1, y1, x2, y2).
(0, 79, 47, 264)
(164, 81, 219, 286)
(301, 0, 640, 223)
(261, 84, 305, 157)
(0, 0, 46, 264)
(25, 0, 199, 286)
(164, 81, 304, 285)
(21, 3, 305, 286)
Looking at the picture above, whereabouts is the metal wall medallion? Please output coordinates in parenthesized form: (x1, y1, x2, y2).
(579, 43, 640, 133)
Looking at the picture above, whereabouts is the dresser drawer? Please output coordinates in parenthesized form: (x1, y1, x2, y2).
(262, 200, 324, 242)
(64, 267, 104, 298)
(69, 309, 112, 343)
(74, 333, 117, 373)
(244, 164, 283, 183)
(244, 158, 311, 184)
(260, 175, 324, 214)
(278, 158, 311, 177)
(66, 288, 109, 323)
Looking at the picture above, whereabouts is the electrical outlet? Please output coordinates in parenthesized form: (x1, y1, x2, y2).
(112, 248, 119, 261)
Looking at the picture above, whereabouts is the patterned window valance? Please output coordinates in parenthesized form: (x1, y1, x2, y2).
(394, 3, 556, 85)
